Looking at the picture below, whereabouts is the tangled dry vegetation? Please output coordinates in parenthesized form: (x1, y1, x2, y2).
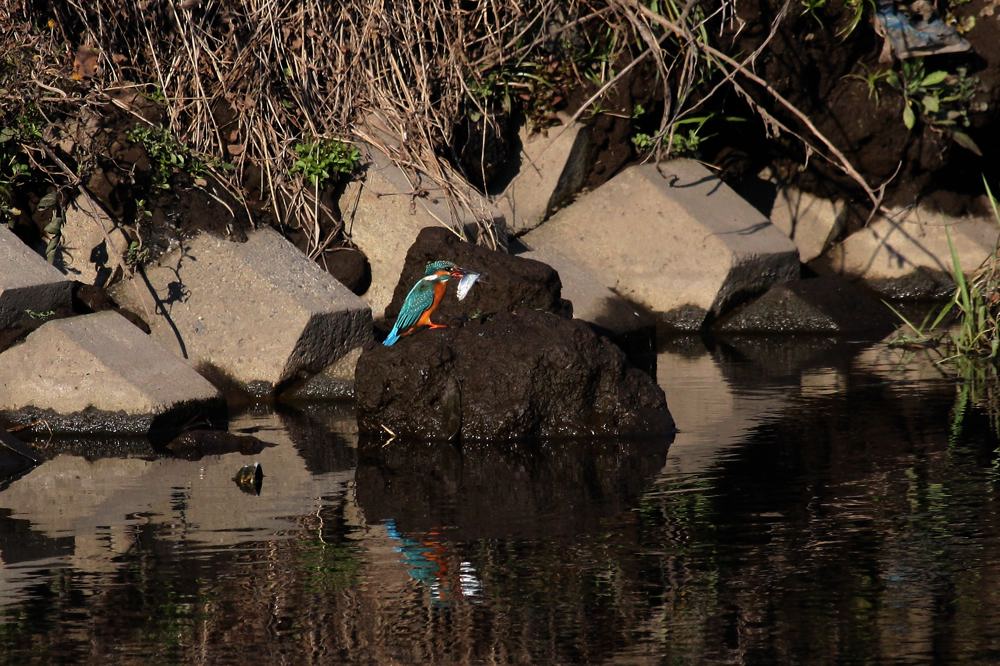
(0, 0, 902, 273)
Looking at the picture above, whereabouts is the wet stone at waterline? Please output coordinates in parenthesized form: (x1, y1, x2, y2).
(0, 311, 225, 437)
(357, 309, 673, 441)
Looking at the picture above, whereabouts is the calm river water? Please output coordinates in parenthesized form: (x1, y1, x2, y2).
(2, 334, 999, 663)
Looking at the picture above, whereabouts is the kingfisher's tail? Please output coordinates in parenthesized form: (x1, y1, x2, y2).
(383, 327, 401, 346)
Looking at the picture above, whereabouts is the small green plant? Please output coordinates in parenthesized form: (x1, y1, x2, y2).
(0, 127, 31, 226)
(631, 114, 743, 157)
(885, 59, 981, 153)
(24, 309, 55, 320)
(37, 190, 62, 263)
(801, 0, 870, 37)
(887, 177, 1000, 360)
(849, 66, 894, 106)
(126, 124, 201, 189)
(125, 240, 151, 268)
(291, 138, 360, 187)
(838, 0, 871, 39)
(800, 0, 827, 27)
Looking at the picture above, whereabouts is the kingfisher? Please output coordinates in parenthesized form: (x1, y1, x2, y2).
(383, 260, 476, 346)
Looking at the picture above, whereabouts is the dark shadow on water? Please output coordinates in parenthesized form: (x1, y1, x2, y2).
(356, 435, 672, 540)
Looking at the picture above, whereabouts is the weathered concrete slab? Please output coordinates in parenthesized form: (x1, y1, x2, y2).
(56, 188, 129, 287)
(280, 346, 363, 401)
(524, 159, 800, 329)
(110, 227, 372, 394)
(822, 206, 1000, 298)
(520, 247, 653, 335)
(0, 311, 224, 435)
(497, 118, 592, 234)
(714, 276, 897, 336)
(769, 186, 844, 263)
(0, 226, 72, 329)
(343, 141, 506, 319)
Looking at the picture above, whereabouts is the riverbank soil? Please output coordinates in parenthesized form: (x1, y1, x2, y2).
(707, 0, 1000, 224)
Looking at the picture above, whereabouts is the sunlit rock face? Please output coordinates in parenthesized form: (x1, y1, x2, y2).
(0, 311, 225, 437)
(111, 226, 372, 395)
(523, 159, 800, 330)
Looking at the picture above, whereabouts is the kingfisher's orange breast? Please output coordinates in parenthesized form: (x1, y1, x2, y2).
(416, 279, 448, 327)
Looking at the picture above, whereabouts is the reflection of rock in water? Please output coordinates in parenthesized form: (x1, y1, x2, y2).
(278, 406, 357, 474)
(356, 436, 672, 539)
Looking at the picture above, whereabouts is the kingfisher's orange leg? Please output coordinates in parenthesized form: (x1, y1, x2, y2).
(416, 310, 448, 330)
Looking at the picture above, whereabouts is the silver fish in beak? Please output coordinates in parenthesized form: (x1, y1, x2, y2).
(456, 271, 480, 301)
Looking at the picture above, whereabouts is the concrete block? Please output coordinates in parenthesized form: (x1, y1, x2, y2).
(823, 206, 1000, 298)
(520, 247, 652, 335)
(0, 311, 224, 434)
(111, 227, 372, 394)
(280, 346, 363, 401)
(56, 189, 129, 287)
(769, 186, 844, 262)
(0, 226, 72, 329)
(343, 142, 506, 319)
(497, 119, 592, 234)
(714, 276, 897, 335)
(524, 159, 800, 329)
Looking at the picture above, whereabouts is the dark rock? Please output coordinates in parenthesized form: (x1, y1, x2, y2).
(356, 309, 674, 441)
(713, 276, 898, 336)
(384, 227, 570, 324)
(164, 429, 273, 460)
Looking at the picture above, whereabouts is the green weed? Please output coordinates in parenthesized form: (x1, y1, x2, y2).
(886, 177, 1000, 438)
(849, 66, 894, 106)
(0, 122, 34, 226)
(24, 309, 55, 320)
(884, 59, 981, 154)
(290, 138, 360, 188)
(631, 114, 743, 157)
(125, 240, 151, 268)
(126, 124, 201, 190)
(800, 0, 871, 38)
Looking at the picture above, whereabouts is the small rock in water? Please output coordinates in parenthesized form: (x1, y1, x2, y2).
(233, 462, 264, 495)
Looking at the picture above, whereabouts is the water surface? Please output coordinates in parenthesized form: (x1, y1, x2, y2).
(2, 335, 999, 663)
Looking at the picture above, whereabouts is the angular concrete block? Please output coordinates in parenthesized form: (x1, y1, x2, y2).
(0, 311, 223, 434)
(0, 226, 72, 328)
(497, 119, 592, 234)
(56, 189, 129, 287)
(343, 142, 506, 319)
(280, 346, 363, 401)
(520, 247, 652, 335)
(823, 206, 1000, 298)
(769, 186, 844, 263)
(111, 227, 372, 393)
(524, 160, 800, 329)
(714, 276, 897, 335)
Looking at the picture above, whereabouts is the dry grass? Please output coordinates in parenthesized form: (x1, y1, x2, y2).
(2, 0, 881, 253)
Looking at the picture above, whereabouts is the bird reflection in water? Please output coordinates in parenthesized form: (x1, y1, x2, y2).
(384, 519, 481, 603)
